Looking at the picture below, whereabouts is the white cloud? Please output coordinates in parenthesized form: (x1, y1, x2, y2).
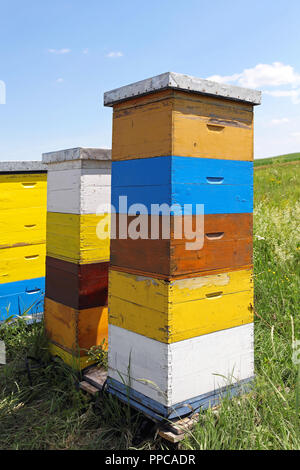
(270, 117, 289, 126)
(56, 78, 64, 83)
(290, 132, 300, 138)
(106, 51, 123, 58)
(264, 88, 300, 104)
(48, 48, 71, 54)
(82, 48, 89, 55)
(208, 62, 300, 89)
(208, 62, 300, 104)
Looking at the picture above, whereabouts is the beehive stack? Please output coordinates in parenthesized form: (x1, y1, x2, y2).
(0, 162, 47, 321)
(42, 148, 111, 369)
(104, 73, 261, 420)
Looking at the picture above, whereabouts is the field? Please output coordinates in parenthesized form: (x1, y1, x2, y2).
(0, 154, 299, 450)
(253, 152, 300, 167)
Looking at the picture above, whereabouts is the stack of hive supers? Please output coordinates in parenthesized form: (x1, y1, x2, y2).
(0, 162, 47, 322)
(105, 73, 261, 420)
(42, 148, 111, 369)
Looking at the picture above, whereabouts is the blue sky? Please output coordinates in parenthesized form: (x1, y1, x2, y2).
(0, 0, 300, 160)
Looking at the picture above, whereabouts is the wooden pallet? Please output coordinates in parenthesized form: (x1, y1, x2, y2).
(79, 366, 201, 443)
(157, 413, 200, 443)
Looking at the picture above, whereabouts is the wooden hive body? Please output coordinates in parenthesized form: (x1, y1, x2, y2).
(43, 148, 111, 369)
(105, 73, 261, 419)
(0, 164, 47, 321)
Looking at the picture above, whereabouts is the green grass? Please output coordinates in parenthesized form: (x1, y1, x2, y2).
(0, 158, 299, 450)
(184, 160, 300, 450)
(254, 152, 300, 167)
(0, 320, 160, 449)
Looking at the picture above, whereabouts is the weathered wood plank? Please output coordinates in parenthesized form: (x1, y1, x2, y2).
(79, 380, 99, 396)
(112, 156, 253, 186)
(49, 342, 92, 370)
(0, 173, 47, 211)
(46, 212, 110, 263)
(44, 297, 108, 355)
(0, 277, 45, 321)
(108, 374, 254, 420)
(111, 213, 252, 277)
(111, 90, 253, 161)
(0, 207, 46, 248)
(104, 72, 261, 107)
(173, 91, 253, 160)
(112, 90, 173, 161)
(109, 269, 253, 342)
(108, 323, 254, 407)
(83, 366, 107, 390)
(47, 168, 111, 214)
(46, 257, 109, 309)
(111, 156, 253, 215)
(0, 244, 46, 284)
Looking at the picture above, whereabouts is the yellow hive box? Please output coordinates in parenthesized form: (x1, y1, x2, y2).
(0, 207, 46, 248)
(46, 212, 110, 263)
(0, 244, 46, 284)
(109, 268, 254, 343)
(48, 343, 93, 370)
(112, 90, 253, 161)
(0, 173, 47, 211)
(44, 297, 108, 369)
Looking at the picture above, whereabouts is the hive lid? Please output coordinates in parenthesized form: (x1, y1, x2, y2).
(42, 147, 111, 164)
(104, 71, 262, 106)
(0, 161, 46, 173)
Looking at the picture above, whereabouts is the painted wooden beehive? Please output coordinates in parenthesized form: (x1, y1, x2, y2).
(104, 72, 261, 420)
(0, 161, 47, 321)
(42, 148, 111, 369)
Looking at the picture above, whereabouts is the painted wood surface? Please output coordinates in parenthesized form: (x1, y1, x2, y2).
(108, 323, 254, 406)
(0, 207, 46, 248)
(111, 213, 252, 277)
(108, 376, 254, 420)
(48, 342, 92, 370)
(46, 257, 109, 309)
(173, 91, 253, 161)
(112, 156, 253, 215)
(112, 184, 252, 215)
(44, 297, 108, 355)
(112, 156, 253, 187)
(46, 212, 110, 263)
(0, 277, 45, 321)
(0, 173, 47, 211)
(47, 168, 111, 214)
(104, 72, 261, 107)
(112, 90, 253, 161)
(109, 269, 253, 342)
(47, 159, 111, 171)
(0, 244, 46, 284)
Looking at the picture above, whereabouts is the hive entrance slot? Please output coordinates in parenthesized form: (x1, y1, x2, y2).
(205, 232, 224, 240)
(206, 124, 225, 132)
(26, 288, 41, 294)
(205, 291, 223, 299)
(206, 177, 224, 184)
(21, 183, 36, 188)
